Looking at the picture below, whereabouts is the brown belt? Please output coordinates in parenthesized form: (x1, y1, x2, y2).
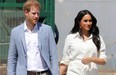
(27, 70, 49, 75)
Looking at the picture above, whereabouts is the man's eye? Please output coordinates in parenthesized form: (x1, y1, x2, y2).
(32, 13, 39, 15)
(32, 13, 36, 15)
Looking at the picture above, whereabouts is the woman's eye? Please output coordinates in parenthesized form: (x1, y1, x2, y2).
(89, 20, 92, 22)
(84, 20, 92, 22)
(84, 20, 88, 22)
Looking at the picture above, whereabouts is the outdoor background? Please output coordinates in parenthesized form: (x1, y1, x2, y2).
(0, 0, 116, 75)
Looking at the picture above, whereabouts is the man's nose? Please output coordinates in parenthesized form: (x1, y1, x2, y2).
(35, 13, 39, 18)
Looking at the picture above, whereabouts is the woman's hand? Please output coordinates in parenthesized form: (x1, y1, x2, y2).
(82, 57, 106, 65)
(82, 57, 92, 64)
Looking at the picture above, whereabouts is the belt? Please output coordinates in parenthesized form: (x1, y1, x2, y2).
(27, 70, 49, 75)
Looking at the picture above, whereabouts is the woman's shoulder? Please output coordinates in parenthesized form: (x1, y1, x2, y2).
(66, 32, 79, 39)
(99, 35, 105, 42)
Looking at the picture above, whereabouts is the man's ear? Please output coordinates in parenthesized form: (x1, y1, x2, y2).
(24, 10, 29, 16)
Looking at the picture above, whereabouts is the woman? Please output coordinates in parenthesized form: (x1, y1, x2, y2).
(60, 10, 107, 75)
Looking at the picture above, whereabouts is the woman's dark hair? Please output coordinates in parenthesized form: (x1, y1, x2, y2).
(71, 9, 100, 51)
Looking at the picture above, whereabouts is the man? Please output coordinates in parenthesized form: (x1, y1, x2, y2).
(7, 0, 59, 75)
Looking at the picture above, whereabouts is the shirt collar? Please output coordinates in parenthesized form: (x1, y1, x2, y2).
(75, 32, 93, 39)
(24, 21, 38, 32)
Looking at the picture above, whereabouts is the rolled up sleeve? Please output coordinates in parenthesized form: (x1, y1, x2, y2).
(99, 35, 107, 62)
